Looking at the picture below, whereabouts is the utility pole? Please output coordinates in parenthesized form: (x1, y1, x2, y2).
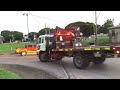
(95, 11, 98, 44)
(45, 23, 47, 34)
(23, 13, 30, 43)
(48, 26, 50, 34)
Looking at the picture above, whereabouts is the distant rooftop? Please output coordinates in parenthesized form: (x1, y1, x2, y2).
(109, 25, 120, 29)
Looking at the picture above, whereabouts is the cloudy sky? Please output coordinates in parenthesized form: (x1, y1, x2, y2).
(0, 11, 120, 35)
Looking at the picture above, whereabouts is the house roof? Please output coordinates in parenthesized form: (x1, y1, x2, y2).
(109, 25, 120, 29)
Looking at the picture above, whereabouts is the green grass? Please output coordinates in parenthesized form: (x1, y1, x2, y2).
(0, 68, 21, 79)
(81, 36, 110, 45)
(0, 42, 26, 54)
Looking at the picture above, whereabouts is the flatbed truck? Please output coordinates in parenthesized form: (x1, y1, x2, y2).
(37, 26, 120, 69)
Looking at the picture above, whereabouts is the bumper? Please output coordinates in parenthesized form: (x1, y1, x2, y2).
(15, 50, 21, 54)
(15, 52, 20, 54)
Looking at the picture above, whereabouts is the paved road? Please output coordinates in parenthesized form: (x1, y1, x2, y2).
(62, 57, 120, 79)
(1, 54, 120, 79)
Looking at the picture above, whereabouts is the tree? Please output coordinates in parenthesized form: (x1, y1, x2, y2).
(65, 22, 95, 37)
(13, 31, 23, 41)
(99, 19, 114, 34)
(1, 30, 23, 43)
(29, 32, 38, 41)
(1, 30, 11, 43)
(38, 28, 55, 36)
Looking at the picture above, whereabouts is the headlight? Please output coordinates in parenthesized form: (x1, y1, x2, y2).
(79, 43, 82, 46)
(75, 43, 82, 47)
(75, 43, 79, 46)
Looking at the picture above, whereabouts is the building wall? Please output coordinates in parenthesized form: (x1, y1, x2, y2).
(109, 28, 120, 44)
(0, 36, 4, 43)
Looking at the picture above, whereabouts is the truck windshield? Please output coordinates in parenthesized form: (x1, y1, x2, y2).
(49, 37, 53, 42)
(45, 37, 53, 42)
(36, 37, 41, 44)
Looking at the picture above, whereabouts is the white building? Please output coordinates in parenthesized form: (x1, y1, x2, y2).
(109, 25, 120, 44)
(0, 35, 4, 43)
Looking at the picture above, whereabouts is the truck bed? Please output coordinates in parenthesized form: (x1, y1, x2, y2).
(52, 45, 112, 51)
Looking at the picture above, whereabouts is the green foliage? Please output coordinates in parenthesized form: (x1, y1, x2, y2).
(0, 68, 21, 79)
(65, 19, 114, 37)
(65, 22, 95, 37)
(38, 28, 55, 35)
(1, 30, 11, 43)
(1, 30, 23, 43)
(82, 36, 110, 45)
(29, 32, 37, 41)
(98, 19, 114, 34)
(13, 31, 23, 41)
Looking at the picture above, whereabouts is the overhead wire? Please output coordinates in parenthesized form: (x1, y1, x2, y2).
(97, 11, 101, 20)
(28, 11, 41, 27)
(17, 11, 69, 23)
(82, 11, 94, 21)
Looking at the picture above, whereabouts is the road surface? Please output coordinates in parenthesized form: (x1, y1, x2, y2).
(0, 54, 120, 79)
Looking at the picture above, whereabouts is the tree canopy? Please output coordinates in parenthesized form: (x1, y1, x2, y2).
(29, 32, 38, 41)
(0, 19, 114, 43)
(98, 19, 114, 34)
(65, 22, 95, 37)
(38, 28, 55, 36)
(1, 30, 23, 43)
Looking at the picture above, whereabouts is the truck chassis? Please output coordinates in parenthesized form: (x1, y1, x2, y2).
(38, 45, 115, 69)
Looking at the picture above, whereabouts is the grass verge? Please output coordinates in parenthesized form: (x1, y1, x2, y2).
(0, 68, 21, 79)
(81, 36, 110, 45)
(0, 42, 26, 54)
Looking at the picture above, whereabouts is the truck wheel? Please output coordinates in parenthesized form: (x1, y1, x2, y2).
(73, 54, 90, 69)
(92, 54, 106, 64)
(39, 52, 49, 62)
(21, 51, 27, 56)
(57, 56, 63, 60)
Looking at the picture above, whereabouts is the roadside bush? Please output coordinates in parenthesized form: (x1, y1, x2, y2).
(81, 36, 110, 45)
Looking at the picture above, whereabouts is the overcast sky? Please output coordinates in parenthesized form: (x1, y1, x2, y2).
(0, 11, 120, 35)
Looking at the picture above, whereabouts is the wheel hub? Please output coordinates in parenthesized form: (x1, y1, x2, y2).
(77, 57, 81, 64)
(22, 52, 26, 56)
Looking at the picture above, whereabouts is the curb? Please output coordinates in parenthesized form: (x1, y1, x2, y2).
(0, 53, 15, 55)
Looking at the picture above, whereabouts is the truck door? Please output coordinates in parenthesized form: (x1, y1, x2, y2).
(39, 36, 46, 51)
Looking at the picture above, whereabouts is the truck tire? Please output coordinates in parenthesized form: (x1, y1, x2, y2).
(57, 57, 63, 60)
(73, 54, 90, 69)
(92, 54, 106, 64)
(39, 52, 49, 62)
(21, 51, 27, 56)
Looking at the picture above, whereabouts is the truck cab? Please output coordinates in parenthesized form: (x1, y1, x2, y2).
(37, 34, 54, 51)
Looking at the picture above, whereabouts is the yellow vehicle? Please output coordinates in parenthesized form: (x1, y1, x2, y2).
(15, 44, 39, 56)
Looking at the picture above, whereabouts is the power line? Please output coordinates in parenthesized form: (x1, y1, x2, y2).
(28, 11, 41, 26)
(32, 14, 69, 23)
(17, 11, 69, 23)
(97, 11, 101, 20)
(83, 11, 94, 20)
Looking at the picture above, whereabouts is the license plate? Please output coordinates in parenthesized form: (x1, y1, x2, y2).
(94, 53, 102, 57)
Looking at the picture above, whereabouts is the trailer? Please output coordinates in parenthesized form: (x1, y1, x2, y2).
(37, 26, 120, 69)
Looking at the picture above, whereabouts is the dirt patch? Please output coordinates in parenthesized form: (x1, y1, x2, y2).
(0, 64, 57, 79)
